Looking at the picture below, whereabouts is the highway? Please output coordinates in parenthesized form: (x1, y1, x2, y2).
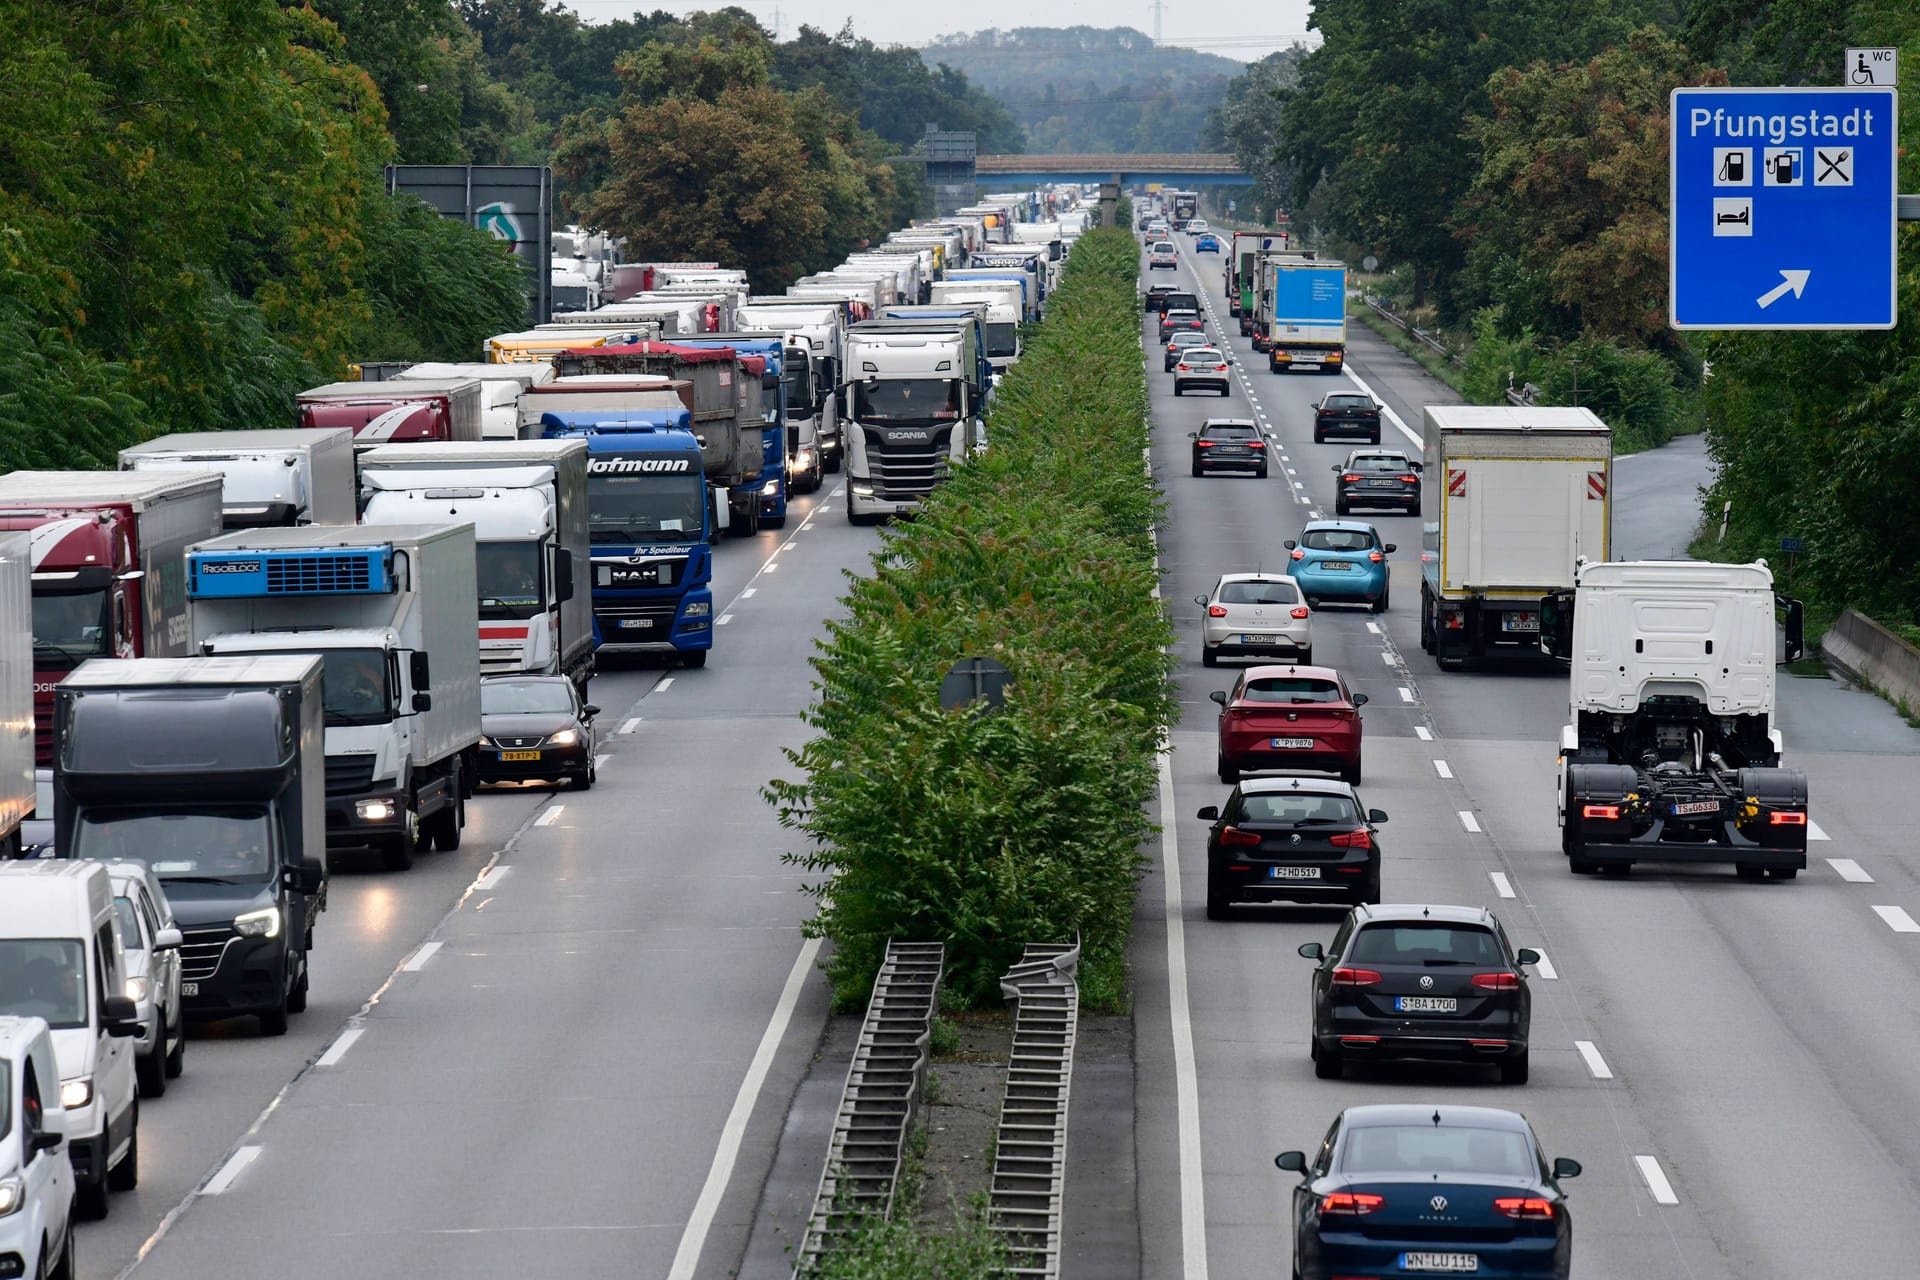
(1130, 233, 1920, 1279)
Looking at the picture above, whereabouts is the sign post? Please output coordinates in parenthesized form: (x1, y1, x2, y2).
(1668, 86, 1898, 330)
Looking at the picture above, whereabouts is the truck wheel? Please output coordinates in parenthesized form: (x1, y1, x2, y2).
(382, 813, 418, 872)
(107, 1116, 138, 1192)
(426, 784, 464, 853)
(1564, 825, 1599, 875)
(1420, 588, 1436, 652)
(1736, 864, 1766, 881)
(287, 955, 309, 1013)
(258, 993, 290, 1037)
(47, 1217, 74, 1280)
(682, 649, 708, 669)
(76, 1174, 108, 1222)
(763, 513, 787, 530)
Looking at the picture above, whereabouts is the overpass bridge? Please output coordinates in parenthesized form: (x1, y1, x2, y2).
(974, 153, 1248, 185)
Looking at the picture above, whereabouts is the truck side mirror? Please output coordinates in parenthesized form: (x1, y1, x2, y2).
(1776, 594, 1805, 664)
(1540, 589, 1576, 661)
(412, 692, 433, 713)
(555, 554, 575, 603)
(285, 857, 325, 895)
(30, 1130, 63, 1154)
(410, 651, 431, 692)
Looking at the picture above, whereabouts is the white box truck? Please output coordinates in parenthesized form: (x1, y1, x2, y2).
(357, 441, 594, 688)
(1418, 406, 1612, 669)
(0, 533, 31, 858)
(118, 428, 356, 529)
(186, 523, 481, 871)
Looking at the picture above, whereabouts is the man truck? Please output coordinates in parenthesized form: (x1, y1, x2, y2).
(118, 428, 356, 530)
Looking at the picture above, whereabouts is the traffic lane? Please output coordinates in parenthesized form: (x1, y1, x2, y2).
(1611, 433, 1709, 561)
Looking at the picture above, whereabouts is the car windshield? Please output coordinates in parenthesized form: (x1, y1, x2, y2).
(476, 541, 544, 620)
(31, 587, 110, 670)
(1350, 924, 1504, 967)
(1170, 333, 1208, 348)
(1202, 424, 1257, 439)
(1218, 580, 1299, 605)
(114, 897, 146, 950)
(321, 648, 392, 726)
(1342, 1124, 1537, 1178)
(1164, 310, 1198, 323)
(1242, 677, 1343, 704)
(70, 807, 275, 882)
(481, 679, 575, 716)
(1302, 529, 1377, 553)
(1350, 455, 1411, 473)
(1239, 792, 1357, 823)
(0, 940, 88, 1030)
(1324, 395, 1373, 410)
(1167, 295, 1199, 310)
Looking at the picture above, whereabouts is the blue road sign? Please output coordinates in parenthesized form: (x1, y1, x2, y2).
(1670, 86, 1898, 330)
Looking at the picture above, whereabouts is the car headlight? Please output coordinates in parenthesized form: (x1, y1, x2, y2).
(682, 600, 711, 618)
(234, 906, 281, 939)
(0, 1175, 22, 1217)
(356, 797, 396, 822)
(61, 1077, 92, 1110)
(547, 728, 579, 747)
(477, 735, 497, 750)
(125, 975, 150, 1003)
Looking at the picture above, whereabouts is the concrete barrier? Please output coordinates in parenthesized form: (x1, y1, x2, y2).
(1820, 608, 1920, 713)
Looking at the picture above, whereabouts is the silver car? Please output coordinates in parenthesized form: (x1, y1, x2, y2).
(1195, 573, 1313, 667)
(106, 862, 186, 1097)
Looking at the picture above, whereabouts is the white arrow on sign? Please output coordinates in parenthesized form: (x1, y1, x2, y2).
(1756, 269, 1811, 309)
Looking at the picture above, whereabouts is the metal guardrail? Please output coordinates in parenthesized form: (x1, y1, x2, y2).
(794, 940, 945, 1275)
(989, 940, 1082, 1278)
(1361, 294, 1467, 370)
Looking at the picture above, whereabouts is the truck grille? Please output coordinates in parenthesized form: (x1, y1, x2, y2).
(863, 426, 953, 497)
(598, 602, 678, 639)
(325, 754, 377, 795)
(481, 651, 528, 676)
(180, 927, 236, 982)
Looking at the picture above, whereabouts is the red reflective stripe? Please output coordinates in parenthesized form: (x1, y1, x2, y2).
(479, 626, 529, 640)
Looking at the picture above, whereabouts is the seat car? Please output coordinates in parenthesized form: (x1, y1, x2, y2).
(1194, 233, 1222, 253)
(1332, 449, 1422, 515)
(1197, 777, 1384, 916)
(0, 1015, 75, 1280)
(1298, 904, 1539, 1082)
(1285, 521, 1394, 611)
(1312, 391, 1383, 444)
(475, 675, 601, 790)
(1275, 1105, 1579, 1280)
(1165, 330, 1211, 372)
(1209, 664, 1367, 783)
(1158, 308, 1204, 343)
(1149, 241, 1178, 270)
(1173, 346, 1231, 396)
(105, 863, 185, 1097)
(1189, 419, 1267, 477)
(1195, 572, 1311, 666)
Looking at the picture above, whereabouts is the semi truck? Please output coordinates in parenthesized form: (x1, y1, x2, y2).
(1263, 256, 1348, 373)
(393, 363, 555, 440)
(1168, 190, 1200, 229)
(841, 319, 986, 524)
(297, 378, 484, 444)
(0, 535, 30, 858)
(928, 281, 1024, 371)
(187, 523, 481, 871)
(676, 334, 790, 531)
(118, 429, 356, 529)
(734, 298, 846, 472)
(53, 655, 327, 1035)
(876, 305, 996, 402)
(356, 441, 595, 689)
(538, 413, 716, 667)
(0, 471, 225, 765)
(1229, 231, 1287, 329)
(1544, 559, 1809, 880)
(1418, 406, 1612, 670)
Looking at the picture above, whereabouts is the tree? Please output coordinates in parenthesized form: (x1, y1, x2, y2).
(1202, 48, 1307, 217)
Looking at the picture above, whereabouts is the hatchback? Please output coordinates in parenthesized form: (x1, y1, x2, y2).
(1332, 449, 1422, 515)
(1298, 904, 1539, 1082)
(1158, 309, 1204, 343)
(1285, 521, 1394, 611)
(1149, 241, 1178, 269)
(1189, 419, 1267, 477)
(1209, 664, 1366, 783)
(1197, 777, 1384, 917)
(1173, 346, 1231, 396)
(476, 676, 601, 790)
(1195, 572, 1311, 666)
(1164, 330, 1211, 372)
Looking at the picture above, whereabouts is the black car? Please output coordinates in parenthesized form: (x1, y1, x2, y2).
(1313, 392, 1382, 444)
(1189, 418, 1267, 476)
(1297, 903, 1538, 1082)
(1196, 776, 1385, 918)
(1275, 1105, 1579, 1280)
(1159, 309, 1204, 343)
(1143, 284, 1176, 313)
(1160, 289, 1200, 316)
(475, 675, 600, 789)
(1333, 449, 1422, 515)
(1165, 330, 1211, 371)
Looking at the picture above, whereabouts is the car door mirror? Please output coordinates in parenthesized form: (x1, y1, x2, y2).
(1383, 543, 1397, 554)
(1196, 805, 1220, 821)
(1187, 431, 1198, 439)
(1297, 942, 1323, 960)
(1330, 464, 1341, 473)
(1193, 594, 1208, 606)
(1515, 947, 1541, 966)
(1275, 1150, 1308, 1173)
(1552, 1157, 1583, 1180)
(1411, 462, 1424, 470)
(30, 1130, 63, 1154)
(1367, 808, 1389, 824)
(101, 994, 142, 1038)
(153, 925, 183, 951)
(1208, 690, 1227, 706)
(1351, 693, 1369, 707)
(1283, 540, 1297, 550)
(583, 704, 601, 718)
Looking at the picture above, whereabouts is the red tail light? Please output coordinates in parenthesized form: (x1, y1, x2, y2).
(1329, 829, 1372, 849)
(1196, 440, 1214, 448)
(1494, 1197, 1556, 1220)
(1769, 811, 1807, 825)
(1399, 474, 1419, 483)
(1290, 606, 1310, 619)
(1331, 967, 1381, 987)
(1581, 803, 1621, 820)
(1471, 971, 1521, 991)
(1341, 473, 1361, 483)
(1290, 548, 1304, 560)
(1368, 551, 1384, 563)
(1220, 826, 1261, 848)
(1212, 363, 1228, 372)
(1208, 605, 1228, 618)
(1248, 440, 1265, 448)
(1319, 1192, 1384, 1216)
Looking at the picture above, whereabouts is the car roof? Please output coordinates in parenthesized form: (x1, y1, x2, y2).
(1202, 417, 1257, 428)
(482, 674, 573, 687)
(1340, 1104, 1532, 1133)
(1240, 663, 1343, 682)
(1301, 519, 1380, 535)
(1237, 774, 1357, 799)
(1347, 448, 1410, 458)
(1350, 902, 1498, 927)
(1216, 571, 1299, 585)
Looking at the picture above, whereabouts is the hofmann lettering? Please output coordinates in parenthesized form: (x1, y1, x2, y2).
(588, 458, 692, 474)
(1688, 106, 1876, 145)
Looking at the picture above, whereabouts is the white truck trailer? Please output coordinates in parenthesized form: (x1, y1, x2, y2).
(0, 533, 31, 858)
(119, 428, 356, 529)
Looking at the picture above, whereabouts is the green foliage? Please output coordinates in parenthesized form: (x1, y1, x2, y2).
(1202, 51, 1308, 220)
(801, 1198, 1013, 1279)
(768, 230, 1173, 1010)
(1460, 312, 1684, 452)
(776, 24, 1025, 154)
(350, 194, 532, 361)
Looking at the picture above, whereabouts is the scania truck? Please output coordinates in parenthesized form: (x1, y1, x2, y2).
(928, 280, 1024, 371)
(118, 429, 356, 530)
(841, 319, 986, 524)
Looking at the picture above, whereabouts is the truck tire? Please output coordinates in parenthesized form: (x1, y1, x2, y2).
(258, 992, 290, 1037)
(763, 513, 787, 530)
(682, 649, 708, 668)
(1419, 586, 1436, 653)
(76, 1174, 108, 1222)
(287, 955, 309, 1013)
(426, 772, 464, 852)
(382, 805, 419, 872)
(46, 1216, 74, 1280)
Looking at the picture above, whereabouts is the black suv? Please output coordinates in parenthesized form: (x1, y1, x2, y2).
(1312, 392, 1382, 444)
(1188, 418, 1267, 476)
(1332, 449, 1422, 515)
(1197, 777, 1384, 916)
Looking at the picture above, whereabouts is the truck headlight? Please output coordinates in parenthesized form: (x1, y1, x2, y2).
(125, 975, 150, 1003)
(356, 798, 397, 822)
(61, 1077, 92, 1110)
(682, 601, 711, 617)
(0, 1175, 22, 1217)
(760, 479, 780, 495)
(852, 483, 874, 496)
(547, 729, 579, 747)
(234, 906, 281, 939)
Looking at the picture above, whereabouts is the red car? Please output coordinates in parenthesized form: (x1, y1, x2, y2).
(1209, 665, 1368, 785)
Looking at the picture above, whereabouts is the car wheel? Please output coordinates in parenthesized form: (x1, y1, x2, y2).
(1313, 1041, 1344, 1080)
(1370, 432, 1380, 444)
(1354, 870, 1381, 906)
(1420, 588, 1436, 652)
(1255, 465, 1269, 479)
(107, 1115, 138, 1192)
(1217, 755, 1239, 785)
(1191, 463, 1203, 477)
(1342, 759, 1362, 785)
(164, 1012, 186, 1078)
(1334, 499, 1348, 516)
(1205, 867, 1230, 921)
(1500, 1051, 1531, 1086)
(1174, 386, 1183, 396)
(46, 1216, 74, 1280)
(1768, 866, 1798, 880)
(572, 766, 594, 791)
(136, 1039, 166, 1099)
(1313, 429, 1324, 443)
(1410, 499, 1422, 517)
(1735, 863, 1766, 881)
(1372, 588, 1389, 614)
(1201, 646, 1218, 668)
(1299, 648, 1312, 665)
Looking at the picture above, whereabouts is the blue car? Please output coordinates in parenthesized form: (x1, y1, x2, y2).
(1285, 520, 1394, 612)
(1194, 234, 1222, 253)
(1277, 1105, 1579, 1280)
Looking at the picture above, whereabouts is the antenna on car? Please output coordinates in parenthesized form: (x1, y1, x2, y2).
(1432, 1109, 1443, 1127)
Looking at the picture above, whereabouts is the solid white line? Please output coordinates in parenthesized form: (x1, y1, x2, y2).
(1808, 820, 1830, 841)
(1635, 1154, 1680, 1205)
(1575, 1040, 1615, 1080)
(717, 614, 734, 626)
(1872, 904, 1920, 933)
(619, 717, 641, 735)
(1397, 686, 1415, 703)
(1366, 621, 1381, 634)
(314, 1028, 363, 1069)
(473, 865, 512, 891)
(1489, 871, 1514, 898)
(1827, 857, 1873, 883)
(1155, 750, 1210, 1280)
(664, 936, 822, 1280)
(201, 1146, 262, 1196)
(1458, 810, 1482, 834)
(1340, 365, 1423, 448)
(657, 677, 675, 692)
(1531, 950, 1558, 980)
(1414, 725, 1434, 741)
(401, 941, 442, 971)
(1433, 759, 1453, 779)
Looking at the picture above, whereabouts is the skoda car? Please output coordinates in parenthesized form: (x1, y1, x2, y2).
(1195, 572, 1311, 666)
(1298, 904, 1539, 1083)
(476, 676, 600, 790)
(1197, 776, 1385, 917)
(1285, 521, 1394, 611)
(1209, 664, 1367, 783)
(1333, 449, 1422, 516)
(1275, 1105, 1579, 1280)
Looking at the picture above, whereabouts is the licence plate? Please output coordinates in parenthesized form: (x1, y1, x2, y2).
(617, 618, 654, 629)
(1269, 866, 1320, 880)
(1270, 737, 1314, 749)
(1673, 799, 1720, 816)
(1502, 614, 1540, 632)
(1401, 1253, 1478, 1273)
(500, 750, 541, 762)
(1240, 634, 1277, 644)
(1368, 479, 1396, 487)
(1395, 996, 1459, 1013)
(181, 982, 199, 998)
(1294, 363, 1321, 371)
(1321, 561, 1354, 571)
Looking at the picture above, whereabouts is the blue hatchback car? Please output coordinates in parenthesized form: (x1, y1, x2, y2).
(1285, 520, 1394, 612)
(1194, 233, 1222, 253)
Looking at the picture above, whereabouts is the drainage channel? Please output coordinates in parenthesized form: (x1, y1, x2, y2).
(792, 939, 945, 1276)
(989, 939, 1082, 1278)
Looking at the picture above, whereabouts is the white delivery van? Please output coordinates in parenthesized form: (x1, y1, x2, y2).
(0, 1015, 74, 1279)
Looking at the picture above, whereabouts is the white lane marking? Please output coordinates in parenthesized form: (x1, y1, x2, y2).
(764, 561, 779, 572)
(402, 941, 443, 971)
(800, 522, 815, 532)
(1531, 950, 1558, 980)
(1489, 871, 1514, 899)
(1414, 726, 1434, 741)
(664, 935, 823, 1280)
(1827, 858, 1873, 883)
(717, 614, 734, 626)
(202, 1146, 262, 1196)
(1808, 820, 1830, 841)
(1340, 365, 1423, 448)
(1575, 1040, 1615, 1080)
(1872, 904, 1920, 933)
(473, 865, 512, 891)
(1366, 621, 1381, 634)
(619, 717, 641, 735)
(1308, 508, 1323, 518)
(534, 806, 564, 828)
(1635, 1155, 1680, 1205)
(1398, 686, 1415, 703)
(742, 587, 757, 598)
(1155, 750, 1210, 1279)
(815, 506, 829, 513)
(1458, 810, 1482, 834)
(315, 1028, 363, 1069)
(1380, 651, 1397, 665)
(657, 677, 675, 692)
(593, 754, 609, 773)
(1286, 468, 1298, 476)
(1434, 759, 1453, 779)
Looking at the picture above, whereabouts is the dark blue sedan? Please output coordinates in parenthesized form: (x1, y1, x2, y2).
(1194, 233, 1222, 253)
(1276, 1104, 1579, 1280)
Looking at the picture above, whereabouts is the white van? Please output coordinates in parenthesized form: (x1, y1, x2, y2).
(0, 862, 143, 1219)
(0, 1015, 74, 1279)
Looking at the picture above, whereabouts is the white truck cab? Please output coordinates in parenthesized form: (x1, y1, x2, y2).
(0, 1015, 74, 1280)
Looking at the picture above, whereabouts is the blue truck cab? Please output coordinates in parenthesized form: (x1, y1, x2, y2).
(675, 335, 789, 530)
(539, 411, 715, 667)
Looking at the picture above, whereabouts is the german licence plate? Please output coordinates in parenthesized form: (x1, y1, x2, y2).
(1502, 613, 1540, 632)
(1321, 560, 1353, 570)
(1269, 866, 1320, 880)
(1395, 996, 1459, 1013)
(1401, 1253, 1478, 1273)
(181, 983, 199, 998)
(1673, 799, 1719, 816)
(501, 750, 541, 762)
(1240, 633, 1277, 644)
(1270, 737, 1314, 749)
(617, 618, 653, 629)
(1368, 478, 1396, 487)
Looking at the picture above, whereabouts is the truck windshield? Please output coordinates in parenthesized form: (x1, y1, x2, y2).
(0, 940, 88, 1031)
(783, 354, 812, 419)
(589, 474, 706, 543)
(322, 649, 393, 726)
(983, 324, 1018, 358)
(70, 807, 275, 882)
(476, 542, 545, 621)
(31, 587, 110, 669)
(855, 379, 962, 423)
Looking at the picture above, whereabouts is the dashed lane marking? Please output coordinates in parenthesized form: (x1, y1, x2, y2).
(533, 806, 564, 828)
(315, 1029, 363, 1069)
(1827, 858, 1873, 883)
(1458, 810, 1482, 834)
(1575, 1040, 1615, 1080)
(1532, 950, 1558, 980)
(1808, 820, 1830, 841)
(717, 614, 733, 626)
(742, 587, 757, 598)
(1635, 1155, 1680, 1205)
(1380, 650, 1397, 665)
(1489, 871, 1514, 898)
(619, 718, 641, 735)
(202, 1146, 262, 1196)
(473, 865, 511, 891)
(656, 677, 675, 692)
(1434, 759, 1453, 778)
(1872, 904, 1920, 933)
(1398, 687, 1415, 703)
(1414, 726, 1434, 741)
(402, 940, 442, 971)
(1366, 621, 1381, 634)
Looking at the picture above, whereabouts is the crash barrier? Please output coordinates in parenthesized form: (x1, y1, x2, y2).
(1820, 608, 1920, 715)
(1362, 294, 1467, 370)
(793, 940, 945, 1275)
(989, 939, 1082, 1277)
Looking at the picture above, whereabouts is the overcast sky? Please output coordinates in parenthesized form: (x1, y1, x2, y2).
(561, 0, 1320, 62)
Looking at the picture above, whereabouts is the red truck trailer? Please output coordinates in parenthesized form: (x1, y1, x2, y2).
(296, 377, 484, 445)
